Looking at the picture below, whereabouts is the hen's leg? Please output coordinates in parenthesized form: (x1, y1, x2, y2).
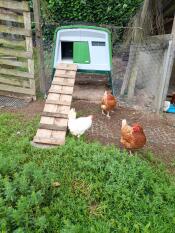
(107, 111, 111, 119)
(129, 150, 133, 156)
(102, 110, 106, 116)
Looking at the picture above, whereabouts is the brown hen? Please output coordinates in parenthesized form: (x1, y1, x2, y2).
(170, 94, 175, 105)
(101, 90, 117, 118)
(120, 119, 146, 154)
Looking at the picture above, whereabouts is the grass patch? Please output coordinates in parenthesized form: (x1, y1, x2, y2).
(0, 113, 175, 232)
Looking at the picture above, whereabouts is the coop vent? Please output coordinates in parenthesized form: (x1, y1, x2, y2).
(92, 41, 105, 46)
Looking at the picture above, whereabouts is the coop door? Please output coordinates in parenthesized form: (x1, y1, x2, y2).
(73, 41, 90, 64)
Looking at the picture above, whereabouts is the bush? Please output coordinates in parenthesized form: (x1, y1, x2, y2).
(41, 0, 142, 26)
(30, 0, 143, 44)
(0, 113, 175, 232)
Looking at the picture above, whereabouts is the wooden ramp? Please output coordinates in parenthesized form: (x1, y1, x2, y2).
(33, 63, 77, 146)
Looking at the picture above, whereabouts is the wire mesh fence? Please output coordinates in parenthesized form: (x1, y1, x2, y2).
(114, 34, 174, 112)
(34, 22, 175, 112)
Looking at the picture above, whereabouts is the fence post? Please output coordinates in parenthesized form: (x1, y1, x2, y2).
(32, 0, 47, 95)
(120, 45, 135, 96)
(159, 15, 175, 112)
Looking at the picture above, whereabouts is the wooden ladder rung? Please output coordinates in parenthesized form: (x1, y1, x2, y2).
(41, 112, 68, 118)
(45, 100, 71, 106)
(56, 63, 78, 71)
(48, 89, 73, 95)
(33, 137, 65, 145)
(54, 74, 76, 79)
(55, 70, 76, 79)
(39, 123, 67, 131)
(52, 80, 74, 87)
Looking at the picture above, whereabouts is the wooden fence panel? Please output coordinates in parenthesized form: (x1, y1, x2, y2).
(0, 38, 26, 48)
(0, 0, 36, 98)
(0, 0, 29, 11)
(0, 58, 28, 68)
(0, 25, 31, 36)
(0, 12, 24, 23)
(0, 48, 32, 58)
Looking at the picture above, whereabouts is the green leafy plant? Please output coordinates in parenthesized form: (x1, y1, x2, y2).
(30, 0, 143, 44)
(0, 113, 175, 232)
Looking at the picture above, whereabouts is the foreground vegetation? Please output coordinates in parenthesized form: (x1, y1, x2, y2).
(0, 113, 175, 232)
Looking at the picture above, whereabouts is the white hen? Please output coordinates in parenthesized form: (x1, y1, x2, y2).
(68, 108, 93, 138)
(163, 101, 170, 112)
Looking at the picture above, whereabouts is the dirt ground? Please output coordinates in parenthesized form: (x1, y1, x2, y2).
(72, 100, 175, 173)
(2, 97, 175, 174)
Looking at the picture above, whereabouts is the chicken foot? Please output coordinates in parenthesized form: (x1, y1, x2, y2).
(129, 150, 133, 157)
(102, 110, 106, 116)
(107, 112, 111, 119)
(102, 110, 111, 119)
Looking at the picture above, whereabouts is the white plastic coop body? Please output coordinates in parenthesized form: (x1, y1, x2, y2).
(53, 25, 112, 73)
